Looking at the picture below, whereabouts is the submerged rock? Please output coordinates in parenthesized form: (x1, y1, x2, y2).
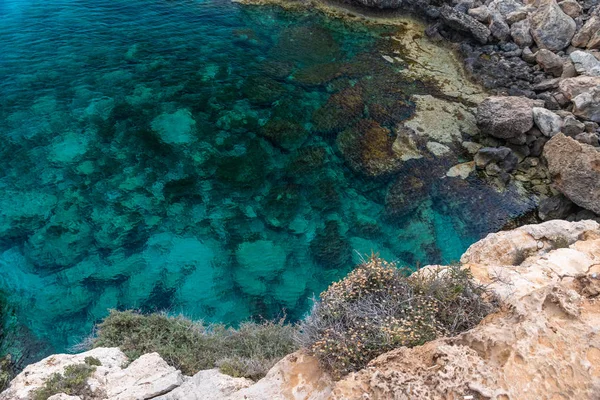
(151, 109, 197, 145)
(337, 119, 403, 177)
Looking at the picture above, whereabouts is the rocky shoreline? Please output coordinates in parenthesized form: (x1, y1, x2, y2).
(3, 1, 600, 399)
(237, 0, 600, 224)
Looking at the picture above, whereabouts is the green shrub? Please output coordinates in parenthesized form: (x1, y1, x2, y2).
(298, 256, 497, 377)
(0, 292, 17, 392)
(91, 311, 297, 379)
(83, 356, 101, 367)
(0, 356, 14, 393)
(31, 363, 96, 400)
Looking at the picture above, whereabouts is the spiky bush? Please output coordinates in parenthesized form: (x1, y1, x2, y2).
(298, 257, 497, 377)
(90, 310, 297, 379)
(31, 358, 99, 400)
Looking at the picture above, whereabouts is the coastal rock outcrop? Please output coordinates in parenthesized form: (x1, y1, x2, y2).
(0, 349, 184, 400)
(544, 133, 600, 214)
(5, 221, 600, 400)
(331, 219, 600, 399)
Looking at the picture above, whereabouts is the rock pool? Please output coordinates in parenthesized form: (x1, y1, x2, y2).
(0, 0, 533, 360)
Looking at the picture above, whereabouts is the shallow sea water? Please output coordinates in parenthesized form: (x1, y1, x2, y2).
(0, 0, 533, 359)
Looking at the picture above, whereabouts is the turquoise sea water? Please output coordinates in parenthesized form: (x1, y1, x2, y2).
(0, 0, 533, 360)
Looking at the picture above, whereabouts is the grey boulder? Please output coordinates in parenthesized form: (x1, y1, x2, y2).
(477, 96, 534, 139)
(530, 0, 576, 51)
(440, 4, 491, 44)
(573, 86, 600, 122)
(533, 107, 563, 137)
(569, 50, 600, 76)
(544, 133, 600, 215)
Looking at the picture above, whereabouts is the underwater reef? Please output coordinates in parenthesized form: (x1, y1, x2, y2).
(0, 0, 535, 363)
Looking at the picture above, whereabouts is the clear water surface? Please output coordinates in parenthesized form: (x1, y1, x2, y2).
(0, 0, 532, 360)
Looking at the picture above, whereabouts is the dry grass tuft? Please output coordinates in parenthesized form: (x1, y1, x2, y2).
(298, 256, 497, 377)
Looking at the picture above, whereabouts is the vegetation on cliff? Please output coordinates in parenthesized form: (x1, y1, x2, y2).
(298, 256, 497, 376)
(31, 357, 100, 400)
(0, 293, 17, 393)
(85, 257, 496, 381)
(90, 311, 297, 380)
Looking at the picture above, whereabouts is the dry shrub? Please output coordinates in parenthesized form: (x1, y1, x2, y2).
(298, 256, 497, 377)
(90, 311, 297, 379)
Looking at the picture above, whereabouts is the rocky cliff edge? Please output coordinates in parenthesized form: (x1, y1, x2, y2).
(3, 219, 600, 400)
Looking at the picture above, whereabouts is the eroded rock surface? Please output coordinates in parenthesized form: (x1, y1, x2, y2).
(1, 350, 183, 400)
(5, 221, 600, 400)
(331, 220, 600, 399)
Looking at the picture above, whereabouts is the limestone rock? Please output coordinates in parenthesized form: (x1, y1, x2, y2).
(532, 107, 563, 136)
(105, 353, 184, 400)
(0, 348, 128, 400)
(570, 50, 600, 76)
(332, 220, 600, 399)
(47, 395, 81, 400)
(155, 369, 253, 400)
(544, 133, 600, 214)
(536, 49, 563, 76)
(0, 349, 184, 400)
(439, 4, 491, 44)
(460, 219, 599, 265)
(530, 0, 576, 51)
(446, 161, 476, 179)
(233, 352, 333, 400)
(476, 96, 534, 139)
(403, 95, 478, 144)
